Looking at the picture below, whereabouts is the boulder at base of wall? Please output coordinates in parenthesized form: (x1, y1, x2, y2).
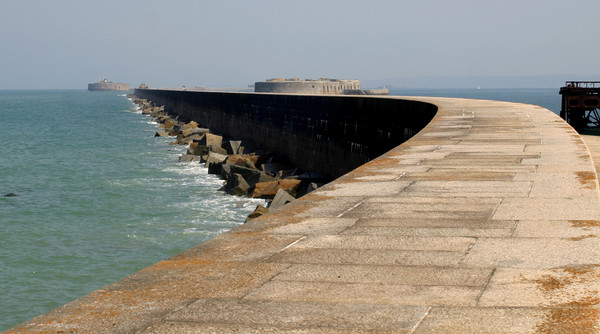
(229, 165, 276, 188)
(252, 179, 302, 199)
(223, 140, 243, 155)
(188, 133, 223, 156)
(180, 127, 209, 138)
(268, 189, 295, 210)
(179, 120, 199, 131)
(197, 133, 223, 149)
(176, 133, 204, 145)
(245, 205, 269, 222)
(163, 118, 178, 131)
(208, 144, 228, 156)
(179, 154, 202, 162)
(187, 141, 207, 156)
(206, 152, 229, 174)
(222, 173, 251, 196)
(155, 131, 169, 137)
(226, 154, 258, 169)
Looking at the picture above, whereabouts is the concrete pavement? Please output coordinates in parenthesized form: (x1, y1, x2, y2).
(7, 97, 600, 333)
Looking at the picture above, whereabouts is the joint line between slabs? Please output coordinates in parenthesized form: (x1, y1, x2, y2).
(281, 236, 306, 251)
(336, 201, 364, 218)
(408, 306, 432, 334)
(394, 172, 406, 181)
(475, 267, 497, 306)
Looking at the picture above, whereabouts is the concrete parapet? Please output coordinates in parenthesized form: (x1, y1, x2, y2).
(132, 90, 436, 180)
(7, 95, 600, 333)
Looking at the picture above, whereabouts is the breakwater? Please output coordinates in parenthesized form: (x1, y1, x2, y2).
(133, 89, 437, 180)
(8, 94, 600, 333)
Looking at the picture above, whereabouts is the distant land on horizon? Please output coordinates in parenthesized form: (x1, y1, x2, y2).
(4, 74, 597, 91)
(361, 74, 600, 89)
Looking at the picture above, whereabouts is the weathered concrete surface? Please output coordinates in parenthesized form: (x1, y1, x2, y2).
(7, 97, 600, 333)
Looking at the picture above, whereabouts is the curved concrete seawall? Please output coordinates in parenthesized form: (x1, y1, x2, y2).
(7, 94, 600, 333)
(133, 89, 437, 180)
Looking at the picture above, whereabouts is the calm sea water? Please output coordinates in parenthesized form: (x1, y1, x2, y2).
(0, 90, 264, 330)
(0, 88, 561, 330)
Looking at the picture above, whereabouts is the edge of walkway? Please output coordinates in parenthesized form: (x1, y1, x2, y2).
(7, 96, 600, 333)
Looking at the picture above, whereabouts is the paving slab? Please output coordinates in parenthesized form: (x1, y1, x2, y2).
(462, 237, 600, 268)
(161, 299, 429, 332)
(266, 248, 466, 267)
(244, 280, 483, 306)
(353, 217, 515, 229)
(291, 234, 476, 252)
(478, 266, 600, 308)
(342, 225, 514, 238)
(413, 307, 549, 334)
(402, 180, 532, 197)
(8, 96, 600, 333)
(513, 219, 600, 238)
(493, 197, 600, 220)
(144, 322, 410, 334)
(272, 263, 493, 286)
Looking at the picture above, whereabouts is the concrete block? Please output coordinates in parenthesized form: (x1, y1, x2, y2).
(413, 307, 544, 334)
(162, 299, 429, 332)
(478, 267, 600, 307)
(267, 217, 357, 235)
(266, 247, 465, 267)
(273, 264, 493, 287)
(318, 181, 412, 197)
(291, 235, 475, 252)
(461, 237, 600, 268)
(244, 280, 482, 306)
(493, 198, 600, 220)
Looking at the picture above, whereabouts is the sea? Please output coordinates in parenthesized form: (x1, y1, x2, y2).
(0, 88, 561, 330)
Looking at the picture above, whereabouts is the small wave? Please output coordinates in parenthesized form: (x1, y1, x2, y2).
(182, 228, 198, 234)
(128, 106, 142, 114)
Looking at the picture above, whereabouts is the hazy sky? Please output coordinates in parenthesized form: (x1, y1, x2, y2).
(1, 0, 599, 89)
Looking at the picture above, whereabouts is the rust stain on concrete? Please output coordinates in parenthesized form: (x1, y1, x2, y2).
(534, 265, 600, 333)
(575, 171, 598, 189)
(537, 306, 600, 334)
(570, 220, 600, 230)
(8, 96, 600, 333)
(569, 234, 598, 241)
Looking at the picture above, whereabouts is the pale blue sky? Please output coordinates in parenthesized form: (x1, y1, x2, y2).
(1, 0, 599, 89)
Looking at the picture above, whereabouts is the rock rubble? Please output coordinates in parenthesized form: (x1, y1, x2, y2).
(129, 95, 326, 221)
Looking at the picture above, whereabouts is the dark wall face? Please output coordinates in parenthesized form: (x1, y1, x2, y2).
(134, 90, 437, 180)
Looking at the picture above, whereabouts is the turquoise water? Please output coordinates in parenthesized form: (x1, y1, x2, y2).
(0, 90, 264, 330)
(0, 88, 562, 330)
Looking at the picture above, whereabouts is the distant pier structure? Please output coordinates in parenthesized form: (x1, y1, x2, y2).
(560, 81, 600, 131)
(255, 78, 389, 95)
(88, 78, 129, 92)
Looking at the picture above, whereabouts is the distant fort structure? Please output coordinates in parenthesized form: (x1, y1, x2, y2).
(254, 78, 389, 95)
(88, 78, 129, 92)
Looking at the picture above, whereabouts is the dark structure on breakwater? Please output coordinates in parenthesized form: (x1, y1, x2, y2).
(134, 89, 436, 180)
(560, 81, 600, 131)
